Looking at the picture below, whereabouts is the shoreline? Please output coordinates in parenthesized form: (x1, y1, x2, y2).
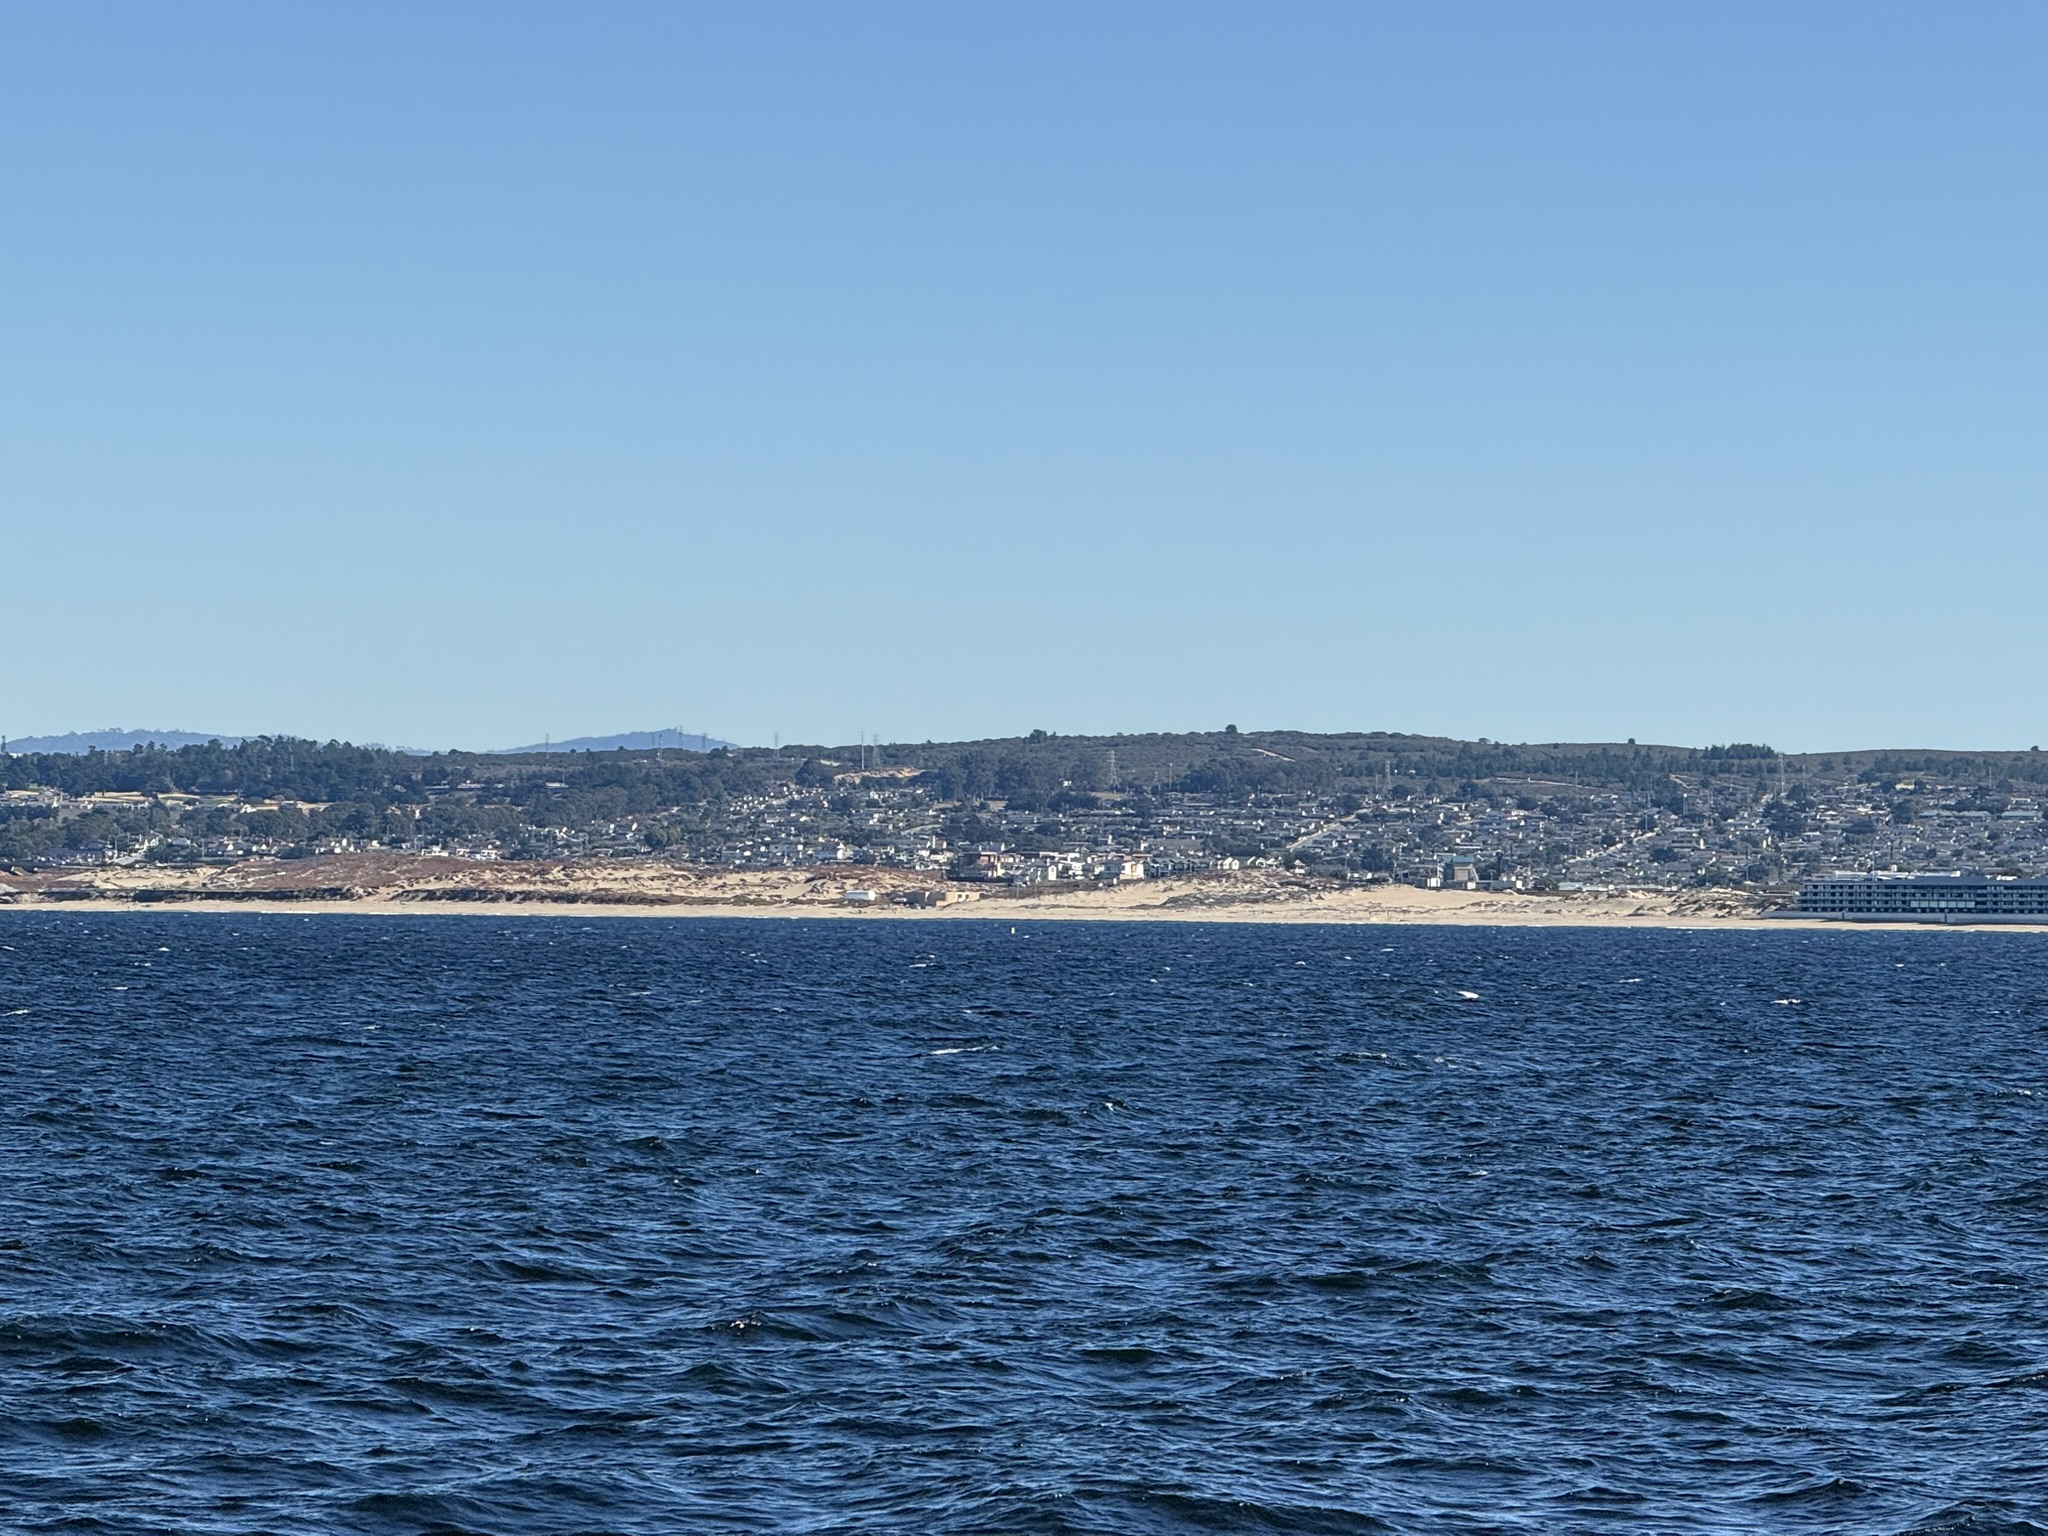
(2, 895, 2042, 932)
(5, 855, 2043, 931)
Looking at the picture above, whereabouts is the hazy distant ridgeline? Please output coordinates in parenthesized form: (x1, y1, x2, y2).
(4, 728, 738, 758)
(493, 731, 736, 755)
(2, 730, 247, 755)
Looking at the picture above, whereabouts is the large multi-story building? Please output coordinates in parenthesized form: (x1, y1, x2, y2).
(1797, 872, 2048, 920)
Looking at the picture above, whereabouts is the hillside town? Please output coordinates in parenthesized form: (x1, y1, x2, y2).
(6, 732, 2048, 905)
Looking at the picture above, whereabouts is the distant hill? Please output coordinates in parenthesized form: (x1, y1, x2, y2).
(494, 730, 736, 755)
(2, 727, 736, 757)
(2, 728, 243, 755)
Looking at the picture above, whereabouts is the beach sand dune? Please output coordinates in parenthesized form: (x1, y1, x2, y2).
(0, 853, 1945, 929)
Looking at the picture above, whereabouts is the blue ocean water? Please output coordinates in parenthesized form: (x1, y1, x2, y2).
(2, 915, 2046, 1535)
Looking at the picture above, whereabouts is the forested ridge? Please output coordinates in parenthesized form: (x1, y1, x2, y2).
(6, 730, 2044, 805)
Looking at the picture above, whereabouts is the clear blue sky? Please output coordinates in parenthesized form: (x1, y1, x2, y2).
(4, 2, 2043, 751)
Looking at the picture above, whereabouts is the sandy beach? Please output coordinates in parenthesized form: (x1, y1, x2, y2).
(2, 852, 2035, 930)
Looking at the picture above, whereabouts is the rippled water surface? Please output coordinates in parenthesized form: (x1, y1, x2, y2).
(3, 915, 2048, 1534)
